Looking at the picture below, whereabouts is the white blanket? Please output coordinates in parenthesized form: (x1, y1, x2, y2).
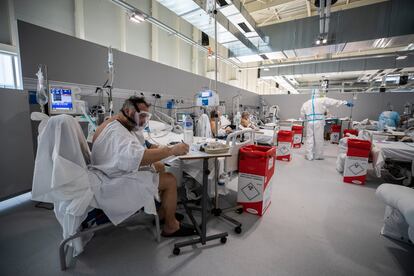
(372, 141, 414, 177)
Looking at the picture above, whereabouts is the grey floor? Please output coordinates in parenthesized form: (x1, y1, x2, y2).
(1, 143, 414, 276)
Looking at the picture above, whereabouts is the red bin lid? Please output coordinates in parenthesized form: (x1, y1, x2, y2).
(278, 130, 293, 137)
(240, 144, 276, 158)
(331, 125, 341, 131)
(347, 138, 371, 150)
(292, 125, 303, 131)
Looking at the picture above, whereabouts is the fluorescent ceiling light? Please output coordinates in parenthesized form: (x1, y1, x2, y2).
(260, 76, 274, 80)
(263, 52, 287, 60)
(396, 55, 407, 60)
(263, 68, 270, 71)
(237, 54, 263, 63)
(129, 12, 145, 23)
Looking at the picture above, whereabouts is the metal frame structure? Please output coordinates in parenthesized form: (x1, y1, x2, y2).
(59, 211, 161, 270)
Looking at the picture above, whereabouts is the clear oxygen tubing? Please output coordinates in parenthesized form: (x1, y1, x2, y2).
(107, 46, 114, 117)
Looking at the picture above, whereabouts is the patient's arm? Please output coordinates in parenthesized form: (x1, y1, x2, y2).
(153, 161, 165, 173)
(140, 143, 189, 166)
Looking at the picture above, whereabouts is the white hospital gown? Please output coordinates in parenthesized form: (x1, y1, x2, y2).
(90, 120, 159, 225)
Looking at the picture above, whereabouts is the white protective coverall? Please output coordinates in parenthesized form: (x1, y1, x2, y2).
(90, 120, 158, 225)
(300, 90, 347, 160)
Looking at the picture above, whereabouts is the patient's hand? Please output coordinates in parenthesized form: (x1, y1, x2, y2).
(172, 143, 189, 156)
(153, 161, 165, 173)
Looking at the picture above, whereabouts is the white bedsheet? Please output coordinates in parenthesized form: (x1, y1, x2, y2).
(255, 129, 276, 145)
(372, 141, 414, 177)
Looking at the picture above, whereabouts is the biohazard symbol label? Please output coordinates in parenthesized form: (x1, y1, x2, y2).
(348, 162, 364, 175)
(278, 145, 289, 155)
(331, 133, 339, 141)
(241, 183, 260, 200)
(293, 134, 301, 144)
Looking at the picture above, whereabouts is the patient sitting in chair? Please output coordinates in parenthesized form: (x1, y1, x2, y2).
(240, 111, 256, 129)
(210, 110, 232, 138)
(91, 96, 195, 237)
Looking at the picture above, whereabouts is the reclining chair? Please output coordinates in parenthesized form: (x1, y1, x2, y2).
(31, 115, 160, 270)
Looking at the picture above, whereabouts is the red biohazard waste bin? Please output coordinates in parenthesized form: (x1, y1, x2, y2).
(276, 130, 293, 161)
(330, 125, 341, 144)
(292, 125, 303, 148)
(343, 129, 358, 137)
(343, 139, 371, 185)
(238, 145, 276, 216)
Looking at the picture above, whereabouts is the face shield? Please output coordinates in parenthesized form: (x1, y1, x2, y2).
(133, 111, 151, 131)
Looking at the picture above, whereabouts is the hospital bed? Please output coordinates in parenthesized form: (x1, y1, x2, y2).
(372, 141, 414, 186)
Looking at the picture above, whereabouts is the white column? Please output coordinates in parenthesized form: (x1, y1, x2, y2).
(74, 0, 85, 39)
(151, 0, 159, 62)
(120, 8, 126, 52)
(192, 27, 199, 75)
(176, 17, 181, 69)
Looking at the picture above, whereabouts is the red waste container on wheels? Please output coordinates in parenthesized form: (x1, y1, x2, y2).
(343, 139, 371, 185)
(276, 130, 293, 161)
(343, 129, 358, 137)
(292, 125, 303, 148)
(238, 145, 276, 216)
(330, 125, 341, 144)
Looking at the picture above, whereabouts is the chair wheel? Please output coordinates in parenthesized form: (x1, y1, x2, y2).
(173, 247, 180, 255)
(220, 237, 227, 244)
(236, 208, 243, 214)
(234, 226, 242, 234)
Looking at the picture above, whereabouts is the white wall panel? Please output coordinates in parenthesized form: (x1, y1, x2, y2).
(14, 0, 75, 36)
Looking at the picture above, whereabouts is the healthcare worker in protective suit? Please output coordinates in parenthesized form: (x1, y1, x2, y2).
(91, 96, 195, 237)
(300, 89, 353, 160)
(378, 106, 400, 130)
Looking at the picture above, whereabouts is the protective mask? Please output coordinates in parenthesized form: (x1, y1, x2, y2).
(133, 111, 151, 132)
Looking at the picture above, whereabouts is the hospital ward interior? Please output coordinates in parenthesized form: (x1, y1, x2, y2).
(2, 0, 414, 275)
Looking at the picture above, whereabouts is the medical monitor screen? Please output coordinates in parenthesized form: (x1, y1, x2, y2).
(50, 87, 73, 111)
(201, 91, 212, 98)
(176, 112, 186, 123)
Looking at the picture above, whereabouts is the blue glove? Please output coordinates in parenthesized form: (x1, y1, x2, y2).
(345, 102, 354, 107)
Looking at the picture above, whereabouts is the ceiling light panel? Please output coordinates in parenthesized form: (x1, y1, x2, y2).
(157, 0, 199, 16)
(283, 50, 297, 58)
(263, 52, 286, 60)
(220, 4, 239, 17)
(237, 54, 263, 63)
(156, 0, 257, 57)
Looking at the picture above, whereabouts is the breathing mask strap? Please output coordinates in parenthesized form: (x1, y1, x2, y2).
(121, 109, 137, 126)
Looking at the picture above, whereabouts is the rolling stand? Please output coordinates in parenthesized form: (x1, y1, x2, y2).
(173, 156, 230, 255)
(211, 158, 243, 234)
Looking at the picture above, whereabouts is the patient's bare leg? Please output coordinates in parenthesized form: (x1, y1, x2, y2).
(158, 172, 180, 233)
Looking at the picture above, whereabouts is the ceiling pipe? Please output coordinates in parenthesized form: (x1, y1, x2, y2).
(248, 50, 414, 70)
(319, 0, 325, 36)
(325, 0, 331, 36)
